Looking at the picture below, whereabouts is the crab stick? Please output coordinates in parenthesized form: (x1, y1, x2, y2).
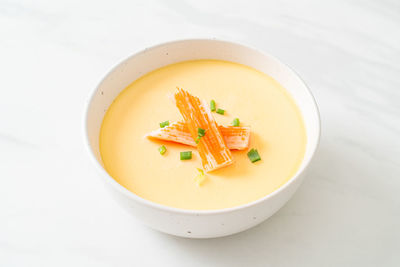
(146, 121, 250, 150)
(174, 89, 234, 172)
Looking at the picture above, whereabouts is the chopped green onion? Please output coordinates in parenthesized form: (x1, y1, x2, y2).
(197, 128, 206, 137)
(210, 100, 216, 112)
(159, 120, 169, 128)
(196, 128, 206, 144)
(247, 148, 261, 163)
(232, 118, 240, 127)
(216, 108, 225, 115)
(194, 168, 206, 186)
(158, 145, 167, 155)
(180, 151, 192, 160)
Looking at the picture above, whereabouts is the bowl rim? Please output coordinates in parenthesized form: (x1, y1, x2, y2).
(84, 38, 321, 215)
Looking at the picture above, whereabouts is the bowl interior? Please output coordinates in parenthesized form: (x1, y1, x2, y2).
(86, 39, 320, 201)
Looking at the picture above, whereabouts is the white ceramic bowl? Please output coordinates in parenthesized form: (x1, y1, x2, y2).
(85, 39, 320, 238)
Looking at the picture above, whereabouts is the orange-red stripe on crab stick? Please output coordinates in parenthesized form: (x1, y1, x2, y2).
(174, 88, 234, 172)
(219, 125, 251, 150)
(146, 121, 250, 150)
(146, 121, 195, 147)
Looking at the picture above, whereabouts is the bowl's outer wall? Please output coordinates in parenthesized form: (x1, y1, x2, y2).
(86, 39, 320, 238)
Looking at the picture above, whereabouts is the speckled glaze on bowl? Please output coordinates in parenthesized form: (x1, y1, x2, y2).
(84, 39, 320, 238)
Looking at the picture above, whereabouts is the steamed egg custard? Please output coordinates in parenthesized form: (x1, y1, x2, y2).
(99, 60, 306, 210)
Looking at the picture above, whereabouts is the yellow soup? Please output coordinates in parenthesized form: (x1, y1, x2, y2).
(100, 60, 306, 210)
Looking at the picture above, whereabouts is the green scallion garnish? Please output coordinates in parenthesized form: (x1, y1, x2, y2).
(195, 168, 206, 186)
(216, 108, 225, 115)
(247, 149, 261, 163)
(198, 128, 206, 137)
(180, 151, 192, 160)
(159, 120, 169, 128)
(232, 118, 240, 127)
(158, 145, 167, 155)
(196, 128, 206, 144)
(210, 100, 216, 112)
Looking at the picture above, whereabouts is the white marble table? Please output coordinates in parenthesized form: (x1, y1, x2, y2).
(1, 0, 399, 266)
